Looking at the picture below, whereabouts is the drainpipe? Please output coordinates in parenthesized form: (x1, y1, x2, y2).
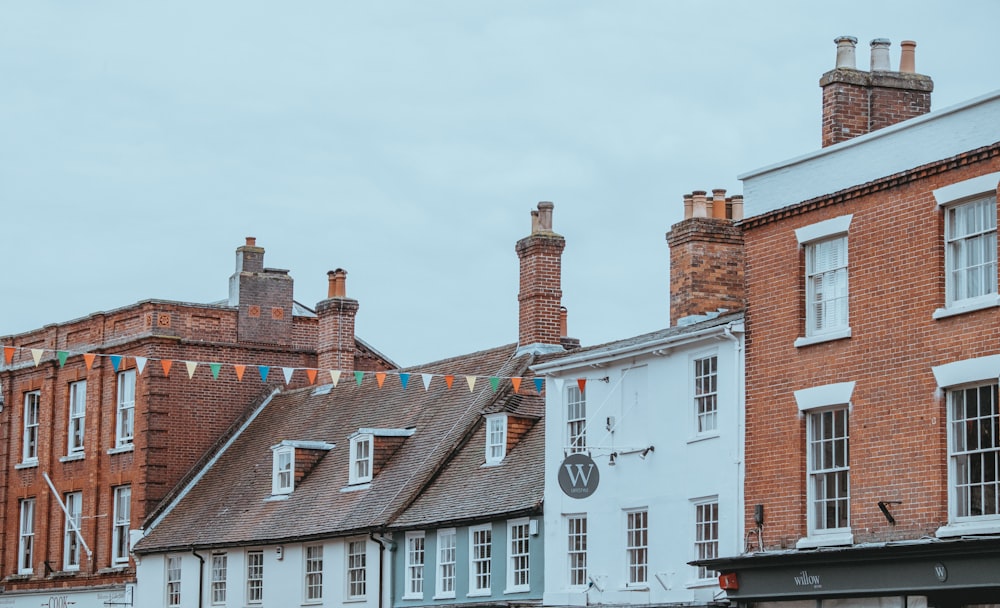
(191, 547, 205, 608)
(721, 322, 746, 554)
(369, 533, 394, 608)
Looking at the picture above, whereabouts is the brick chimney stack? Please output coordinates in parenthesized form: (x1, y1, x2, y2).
(229, 237, 294, 345)
(316, 269, 359, 371)
(820, 36, 933, 147)
(516, 202, 567, 354)
(666, 190, 745, 326)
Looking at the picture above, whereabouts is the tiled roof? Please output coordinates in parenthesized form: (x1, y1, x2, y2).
(135, 343, 535, 553)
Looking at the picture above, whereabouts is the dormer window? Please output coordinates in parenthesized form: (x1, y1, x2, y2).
(486, 414, 507, 465)
(350, 434, 373, 484)
(272, 445, 294, 495)
(269, 440, 334, 497)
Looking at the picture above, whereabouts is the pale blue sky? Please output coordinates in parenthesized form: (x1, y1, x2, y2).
(3, 2, 998, 366)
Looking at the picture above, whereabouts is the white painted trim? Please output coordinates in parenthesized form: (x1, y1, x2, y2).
(271, 439, 334, 451)
(936, 519, 1000, 538)
(794, 327, 852, 348)
(794, 381, 856, 412)
(353, 428, 415, 438)
(931, 354, 1000, 388)
(794, 214, 853, 245)
(933, 293, 1000, 319)
(795, 531, 853, 549)
(933, 171, 1000, 206)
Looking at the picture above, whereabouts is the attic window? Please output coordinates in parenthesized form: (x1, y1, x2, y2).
(350, 434, 373, 485)
(271, 445, 294, 495)
(485, 414, 508, 465)
(269, 440, 335, 497)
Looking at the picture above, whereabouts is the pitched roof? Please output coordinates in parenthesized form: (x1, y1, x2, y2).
(135, 343, 535, 553)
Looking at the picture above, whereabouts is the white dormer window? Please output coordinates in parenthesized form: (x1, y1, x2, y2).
(271, 445, 294, 495)
(350, 434, 373, 484)
(485, 414, 507, 465)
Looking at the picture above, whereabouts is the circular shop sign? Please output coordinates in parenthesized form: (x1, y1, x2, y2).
(558, 453, 600, 499)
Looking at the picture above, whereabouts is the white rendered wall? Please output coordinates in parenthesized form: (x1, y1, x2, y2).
(741, 90, 1000, 217)
(540, 328, 744, 606)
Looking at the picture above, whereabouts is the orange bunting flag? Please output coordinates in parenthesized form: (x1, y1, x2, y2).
(375, 372, 386, 388)
(577, 378, 587, 393)
(444, 375, 455, 389)
(83, 353, 97, 370)
(161, 359, 173, 377)
(512, 377, 522, 393)
(3, 346, 13, 365)
(233, 364, 246, 381)
(306, 369, 317, 384)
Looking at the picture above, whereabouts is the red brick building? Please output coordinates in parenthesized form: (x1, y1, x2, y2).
(698, 37, 1000, 606)
(0, 238, 393, 605)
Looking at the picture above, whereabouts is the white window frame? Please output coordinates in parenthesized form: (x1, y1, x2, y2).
(566, 386, 586, 454)
(63, 491, 82, 571)
(347, 538, 367, 600)
(505, 517, 530, 593)
(116, 369, 136, 448)
(694, 354, 719, 434)
(933, 172, 1000, 318)
(624, 508, 648, 588)
(434, 528, 457, 599)
(349, 434, 373, 484)
(246, 549, 264, 605)
(948, 382, 1000, 523)
(22, 390, 40, 464)
(211, 553, 227, 605)
(304, 544, 323, 603)
(166, 555, 182, 607)
(68, 380, 86, 456)
(18, 498, 34, 574)
(693, 498, 719, 581)
(794, 215, 853, 347)
(804, 406, 851, 541)
(112, 485, 131, 565)
(468, 524, 491, 596)
(486, 414, 507, 465)
(566, 514, 587, 589)
(403, 531, 425, 599)
(271, 445, 294, 495)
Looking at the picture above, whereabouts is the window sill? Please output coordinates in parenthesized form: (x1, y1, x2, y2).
(467, 590, 492, 598)
(344, 598, 367, 604)
(14, 460, 38, 470)
(60, 453, 85, 463)
(936, 519, 1000, 538)
(503, 586, 530, 594)
(933, 294, 1000, 319)
(401, 594, 423, 601)
(795, 531, 853, 549)
(341, 483, 371, 493)
(107, 445, 134, 455)
(264, 495, 290, 502)
(687, 431, 720, 445)
(794, 328, 851, 348)
(432, 594, 457, 600)
(482, 460, 505, 467)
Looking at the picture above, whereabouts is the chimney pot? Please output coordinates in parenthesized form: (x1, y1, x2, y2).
(730, 195, 744, 221)
(326, 271, 337, 298)
(870, 38, 891, 71)
(692, 191, 708, 218)
(530, 210, 540, 234)
(245, 236, 257, 247)
(683, 194, 693, 220)
(899, 40, 916, 73)
(537, 202, 554, 232)
(834, 36, 858, 69)
(559, 306, 568, 337)
(712, 189, 727, 219)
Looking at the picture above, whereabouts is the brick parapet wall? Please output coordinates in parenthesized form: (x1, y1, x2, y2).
(666, 217, 745, 326)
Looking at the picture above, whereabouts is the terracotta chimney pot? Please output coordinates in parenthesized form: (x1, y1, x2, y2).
(683, 194, 693, 220)
(899, 40, 916, 73)
(559, 306, 568, 337)
(246, 236, 256, 247)
(712, 189, 728, 219)
(326, 271, 337, 298)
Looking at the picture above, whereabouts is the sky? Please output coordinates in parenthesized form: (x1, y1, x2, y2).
(3, 2, 999, 368)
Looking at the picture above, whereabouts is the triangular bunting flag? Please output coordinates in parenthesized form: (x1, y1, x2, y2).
(354, 371, 364, 386)
(330, 370, 341, 387)
(489, 376, 500, 392)
(399, 373, 410, 390)
(421, 373, 433, 390)
(534, 378, 544, 394)
(466, 376, 476, 392)
(444, 375, 455, 389)
(512, 377, 522, 393)
(185, 361, 198, 379)
(375, 372, 386, 388)
(306, 369, 317, 384)
(162, 359, 173, 377)
(57, 351, 69, 367)
(31, 349, 44, 366)
(3, 346, 14, 365)
(209, 363, 222, 380)
(135, 356, 147, 375)
(233, 364, 245, 381)
(259, 366, 270, 382)
(282, 367, 295, 384)
(554, 378, 565, 392)
(577, 378, 587, 392)
(110, 355, 122, 372)
(83, 353, 97, 370)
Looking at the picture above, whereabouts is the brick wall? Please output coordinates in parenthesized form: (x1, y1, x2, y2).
(666, 217, 745, 325)
(516, 232, 565, 348)
(820, 68, 932, 148)
(742, 147, 1000, 549)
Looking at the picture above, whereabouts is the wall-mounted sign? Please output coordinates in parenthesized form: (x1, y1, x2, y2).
(558, 453, 599, 498)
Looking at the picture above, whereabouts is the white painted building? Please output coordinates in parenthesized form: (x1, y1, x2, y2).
(533, 312, 745, 607)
